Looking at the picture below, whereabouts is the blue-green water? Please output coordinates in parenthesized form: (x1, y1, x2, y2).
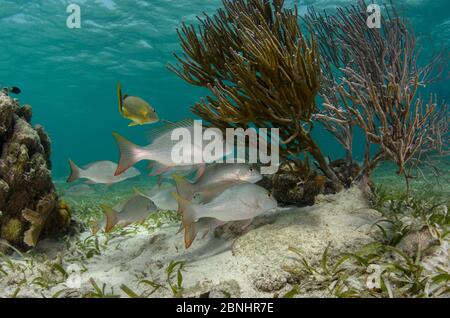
(0, 0, 448, 179)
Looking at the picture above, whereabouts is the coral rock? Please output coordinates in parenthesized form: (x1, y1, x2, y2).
(259, 173, 333, 207)
(22, 193, 57, 247)
(258, 160, 362, 207)
(1, 218, 23, 243)
(0, 101, 15, 136)
(17, 104, 33, 123)
(0, 92, 70, 249)
(397, 227, 440, 257)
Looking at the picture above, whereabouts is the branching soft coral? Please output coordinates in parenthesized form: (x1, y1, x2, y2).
(306, 0, 449, 188)
(169, 0, 340, 184)
(170, 0, 448, 196)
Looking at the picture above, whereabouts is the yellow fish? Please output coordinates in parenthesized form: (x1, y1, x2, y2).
(117, 82, 159, 126)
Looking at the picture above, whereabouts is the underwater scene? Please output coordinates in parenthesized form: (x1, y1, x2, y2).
(0, 0, 449, 300)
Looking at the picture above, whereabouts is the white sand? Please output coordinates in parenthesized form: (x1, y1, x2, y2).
(0, 186, 382, 298)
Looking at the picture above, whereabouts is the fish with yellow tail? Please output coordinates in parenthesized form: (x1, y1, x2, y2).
(117, 81, 159, 126)
(173, 183, 277, 248)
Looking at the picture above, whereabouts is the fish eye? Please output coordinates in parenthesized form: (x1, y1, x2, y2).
(267, 193, 272, 198)
(249, 167, 254, 172)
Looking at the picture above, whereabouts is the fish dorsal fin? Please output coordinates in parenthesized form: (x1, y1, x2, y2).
(146, 118, 194, 142)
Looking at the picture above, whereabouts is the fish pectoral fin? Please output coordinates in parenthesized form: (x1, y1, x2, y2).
(201, 229, 210, 239)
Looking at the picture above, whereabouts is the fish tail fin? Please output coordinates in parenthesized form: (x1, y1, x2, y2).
(67, 159, 82, 183)
(173, 174, 194, 201)
(112, 132, 147, 176)
(184, 223, 197, 249)
(172, 192, 197, 230)
(117, 81, 123, 114)
(101, 204, 119, 233)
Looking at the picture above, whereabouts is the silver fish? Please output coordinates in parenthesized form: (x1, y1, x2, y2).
(183, 218, 254, 247)
(136, 183, 179, 211)
(175, 183, 277, 248)
(112, 119, 232, 176)
(67, 160, 140, 184)
(148, 162, 203, 184)
(98, 194, 158, 233)
(65, 184, 95, 196)
(173, 163, 262, 203)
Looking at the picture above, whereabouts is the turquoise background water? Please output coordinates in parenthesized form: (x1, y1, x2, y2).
(0, 0, 448, 179)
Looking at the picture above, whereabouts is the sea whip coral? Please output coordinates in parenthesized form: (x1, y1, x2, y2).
(306, 0, 449, 189)
(171, 0, 448, 202)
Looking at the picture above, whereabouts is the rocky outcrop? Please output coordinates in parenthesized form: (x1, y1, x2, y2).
(0, 93, 71, 249)
(258, 160, 362, 207)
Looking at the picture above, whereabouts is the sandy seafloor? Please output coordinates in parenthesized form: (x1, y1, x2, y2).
(0, 163, 448, 298)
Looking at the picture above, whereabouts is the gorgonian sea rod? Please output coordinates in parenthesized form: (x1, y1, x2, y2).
(168, 0, 338, 184)
(305, 0, 449, 189)
(170, 0, 449, 195)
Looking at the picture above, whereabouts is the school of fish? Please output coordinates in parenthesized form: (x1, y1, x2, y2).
(65, 83, 278, 249)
